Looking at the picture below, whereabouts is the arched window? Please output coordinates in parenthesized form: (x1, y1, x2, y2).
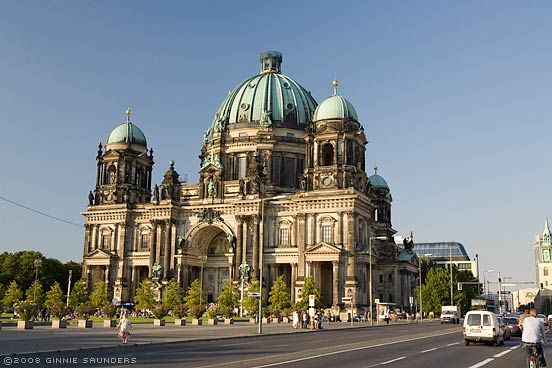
(321, 144, 334, 166)
(208, 233, 229, 255)
(107, 165, 116, 184)
(544, 267, 549, 276)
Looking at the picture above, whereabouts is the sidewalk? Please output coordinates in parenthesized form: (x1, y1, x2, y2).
(0, 319, 418, 356)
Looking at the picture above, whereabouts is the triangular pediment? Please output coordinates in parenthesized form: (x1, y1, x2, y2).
(316, 125, 338, 135)
(200, 163, 222, 173)
(87, 249, 116, 259)
(305, 242, 342, 255)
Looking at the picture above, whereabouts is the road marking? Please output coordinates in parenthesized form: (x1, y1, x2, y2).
(421, 348, 437, 353)
(493, 349, 511, 358)
(446, 342, 460, 346)
(379, 356, 405, 365)
(467, 358, 494, 368)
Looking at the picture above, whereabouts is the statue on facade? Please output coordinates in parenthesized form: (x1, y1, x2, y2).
(260, 109, 272, 128)
(403, 231, 414, 251)
(88, 191, 94, 205)
(239, 178, 245, 196)
(203, 128, 211, 145)
(207, 177, 215, 197)
(153, 184, 159, 202)
(152, 263, 163, 281)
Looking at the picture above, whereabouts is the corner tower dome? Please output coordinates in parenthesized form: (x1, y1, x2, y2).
(210, 51, 318, 132)
(313, 80, 358, 121)
(106, 107, 147, 149)
(368, 166, 390, 190)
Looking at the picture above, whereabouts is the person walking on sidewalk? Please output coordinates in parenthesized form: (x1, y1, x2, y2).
(117, 311, 133, 344)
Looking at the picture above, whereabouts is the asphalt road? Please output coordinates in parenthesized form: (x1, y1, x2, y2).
(0, 322, 545, 368)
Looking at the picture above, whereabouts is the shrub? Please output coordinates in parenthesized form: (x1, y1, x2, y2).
(14, 300, 38, 321)
(172, 304, 187, 319)
(49, 301, 70, 320)
(76, 301, 96, 320)
(102, 302, 117, 318)
(152, 304, 169, 319)
(188, 305, 205, 319)
(206, 305, 218, 319)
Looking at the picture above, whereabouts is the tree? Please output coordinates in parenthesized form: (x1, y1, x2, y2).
(25, 280, 45, 308)
(419, 267, 451, 314)
(242, 277, 260, 317)
(134, 279, 156, 311)
(296, 276, 324, 310)
(163, 279, 184, 309)
(89, 281, 109, 309)
(68, 279, 88, 308)
(217, 280, 238, 318)
(2, 280, 23, 310)
(268, 275, 291, 316)
(184, 279, 205, 309)
(45, 282, 69, 319)
(0, 282, 4, 306)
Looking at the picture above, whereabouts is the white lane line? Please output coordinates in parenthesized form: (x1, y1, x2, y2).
(493, 349, 512, 358)
(510, 345, 520, 350)
(467, 358, 494, 368)
(446, 342, 460, 346)
(421, 348, 437, 353)
(379, 356, 406, 365)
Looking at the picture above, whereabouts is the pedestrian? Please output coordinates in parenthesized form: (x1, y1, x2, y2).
(384, 310, 390, 325)
(292, 310, 299, 329)
(117, 311, 133, 344)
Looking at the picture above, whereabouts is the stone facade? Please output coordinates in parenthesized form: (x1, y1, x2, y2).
(81, 52, 418, 315)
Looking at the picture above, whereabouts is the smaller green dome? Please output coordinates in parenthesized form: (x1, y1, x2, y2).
(106, 109, 147, 147)
(368, 174, 389, 189)
(313, 94, 358, 121)
(107, 122, 147, 147)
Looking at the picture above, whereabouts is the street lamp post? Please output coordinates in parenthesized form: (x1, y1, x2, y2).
(258, 194, 287, 334)
(483, 269, 495, 297)
(33, 259, 42, 302)
(369, 236, 387, 326)
(198, 255, 207, 311)
(449, 244, 453, 305)
(498, 271, 502, 314)
(66, 269, 72, 307)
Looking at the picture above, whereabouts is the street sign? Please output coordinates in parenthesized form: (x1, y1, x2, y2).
(374, 298, 380, 304)
(247, 292, 260, 299)
(409, 296, 414, 304)
(309, 294, 315, 307)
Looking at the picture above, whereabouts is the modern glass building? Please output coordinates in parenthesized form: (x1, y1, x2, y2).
(413, 241, 478, 278)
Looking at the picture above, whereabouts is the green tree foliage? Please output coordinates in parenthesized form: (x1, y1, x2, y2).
(89, 281, 109, 309)
(134, 279, 156, 311)
(45, 282, 68, 319)
(0, 251, 81, 294)
(268, 275, 291, 315)
(2, 280, 23, 310)
(217, 280, 238, 318)
(0, 283, 5, 305)
(25, 280, 45, 308)
(184, 279, 205, 309)
(163, 279, 184, 309)
(296, 276, 324, 310)
(242, 277, 260, 316)
(68, 279, 88, 308)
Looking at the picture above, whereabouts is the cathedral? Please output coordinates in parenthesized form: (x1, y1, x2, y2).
(81, 51, 418, 316)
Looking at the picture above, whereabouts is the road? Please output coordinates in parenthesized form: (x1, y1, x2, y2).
(0, 322, 540, 368)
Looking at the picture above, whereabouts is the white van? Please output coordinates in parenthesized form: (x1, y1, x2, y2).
(463, 310, 504, 346)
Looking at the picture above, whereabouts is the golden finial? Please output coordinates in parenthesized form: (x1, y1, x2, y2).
(126, 107, 132, 122)
(332, 77, 339, 95)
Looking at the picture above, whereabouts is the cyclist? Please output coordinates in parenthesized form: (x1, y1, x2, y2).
(522, 309, 547, 367)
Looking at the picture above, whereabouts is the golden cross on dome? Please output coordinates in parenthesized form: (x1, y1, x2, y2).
(332, 77, 339, 95)
(126, 107, 132, 122)
(374, 165, 378, 174)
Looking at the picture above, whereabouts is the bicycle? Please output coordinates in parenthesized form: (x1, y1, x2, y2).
(522, 342, 542, 368)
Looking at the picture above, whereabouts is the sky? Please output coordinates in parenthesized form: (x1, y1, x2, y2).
(0, 0, 551, 291)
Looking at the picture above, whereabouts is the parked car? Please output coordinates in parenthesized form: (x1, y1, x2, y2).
(502, 317, 521, 336)
(463, 310, 504, 346)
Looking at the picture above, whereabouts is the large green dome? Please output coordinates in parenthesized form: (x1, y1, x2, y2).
(313, 94, 358, 121)
(211, 51, 318, 132)
(106, 110, 147, 148)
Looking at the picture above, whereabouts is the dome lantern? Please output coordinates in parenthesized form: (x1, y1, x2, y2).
(260, 51, 282, 74)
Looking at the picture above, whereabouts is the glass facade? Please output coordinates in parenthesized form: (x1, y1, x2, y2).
(413, 241, 470, 262)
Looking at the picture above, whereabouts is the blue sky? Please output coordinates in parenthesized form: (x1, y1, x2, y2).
(0, 1, 550, 290)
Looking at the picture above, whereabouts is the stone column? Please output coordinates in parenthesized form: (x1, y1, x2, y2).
(306, 261, 312, 278)
(163, 221, 171, 280)
(291, 262, 297, 303)
(170, 222, 177, 271)
(345, 211, 356, 278)
(155, 222, 162, 267)
(242, 218, 248, 264)
(296, 214, 306, 277)
(131, 265, 138, 302)
(149, 221, 158, 277)
(235, 216, 243, 277)
(332, 261, 339, 307)
(252, 216, 259, 277)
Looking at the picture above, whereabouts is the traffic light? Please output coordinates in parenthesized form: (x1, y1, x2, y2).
(540, 283, 544, 290)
